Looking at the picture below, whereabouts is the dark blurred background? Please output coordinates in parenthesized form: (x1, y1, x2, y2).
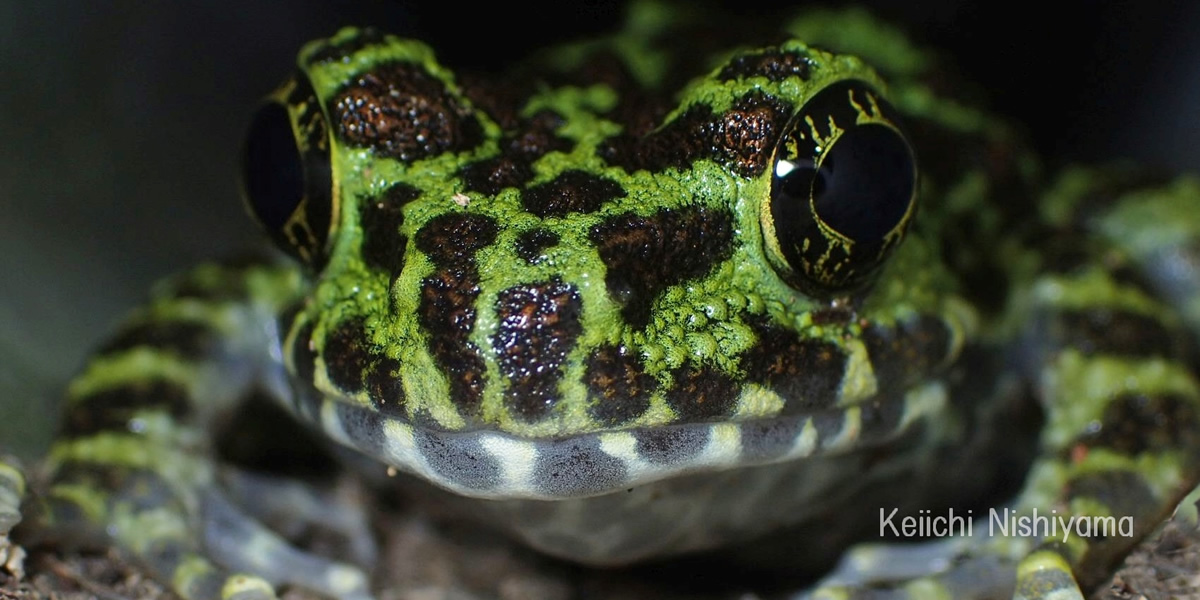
(3, 0, 1198, 453)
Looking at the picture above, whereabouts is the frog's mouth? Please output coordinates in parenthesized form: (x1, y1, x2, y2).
(293, 375, 947, 502)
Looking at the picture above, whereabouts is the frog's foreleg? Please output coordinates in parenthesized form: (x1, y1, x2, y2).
(1009, 171, 1200, 599)
(804, 537, 1017, 600)
(804, 172, 1200, 600)
(201, 487, 372, 599)
(217, 467, 378, 568)
(21, 261, 373, 600)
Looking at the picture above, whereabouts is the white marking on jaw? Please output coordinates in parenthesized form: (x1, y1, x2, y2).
(700, 423, 742, 467)
(734, 384, 785, 418)
(319, 399, 352, 446)
(380, 419, 417, 471)
(599, 432, 646, 480)
(784, 416, 820, 459)
(839, 339, 878, 406)
(480, 434, 535, 493)
(824, 406, 862, 450)
(598, 425, 744, 486)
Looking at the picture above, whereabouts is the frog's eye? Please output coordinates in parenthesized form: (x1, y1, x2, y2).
(762, 80, 917, 296)
(241, 74, 335, 266)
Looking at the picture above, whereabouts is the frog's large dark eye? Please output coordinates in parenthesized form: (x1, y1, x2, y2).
(241, 74, 335, 266)
(762, 80, 917, 296)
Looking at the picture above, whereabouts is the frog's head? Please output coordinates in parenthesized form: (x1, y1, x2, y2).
(242, 28, 917, 298)
(235, 26, 954, 506)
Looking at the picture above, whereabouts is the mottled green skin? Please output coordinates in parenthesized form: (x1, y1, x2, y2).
(283, 28, 927, 439)
(4, 5, 1200, 600)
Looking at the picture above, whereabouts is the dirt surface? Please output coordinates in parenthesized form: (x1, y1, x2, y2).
(4, 511, 1200, 600)
(1094, 519, 1200, 600)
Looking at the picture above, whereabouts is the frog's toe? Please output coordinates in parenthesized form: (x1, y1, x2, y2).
(1012, 549, 1083, 600)
(806, 542, 1086, 600)
(803, 537, 1035, 600)
(203, 490, 374, 600)
(819, 537, 974, 584)
(217, 575, 277, 600)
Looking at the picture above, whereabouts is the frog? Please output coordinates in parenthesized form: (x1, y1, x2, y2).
(4, 3, 1200, 599)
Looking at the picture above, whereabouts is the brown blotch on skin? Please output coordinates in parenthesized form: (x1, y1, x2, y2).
(460, 155, 535, 196)
(1077, 393, 1200, 456)
(1066, 470, 1156, 513)
(313, 318, 406, 414)
(717, 48, 812, 82)
(589, 205, 735, 329)
(414, 214, 499, 415)
(665, 366, 740, 421)
(96, 321, 218, 361)
(48, 463, 141, 502)
(493, 280, 583, 421)
(330, 62, 483, 162)
(460, 109, 573, 196)
(599, 104, 712, 175)
(507, 109, 573, 157)
(1050, 309, 1180, 359)
(585, 345, 656, 426)
(419, 269, 481, 344)
(419, 268, 488, 415)
(514, 228, 560, 265)
(740, 318, 847, 413)
(717, 93, 794, 177)
(323, 318, 374, 393)
(415, 213, 498, 267)
(522, 170, 627, 218)
(361, 183, 420, 276)
(61, 379, 191, 438)
(365, 356, 407, 417)
(599, 91, 792, 178)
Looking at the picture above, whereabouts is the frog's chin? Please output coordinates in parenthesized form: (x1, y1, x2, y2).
(384, 402, 945, 567)
(290, 377, 942, 502)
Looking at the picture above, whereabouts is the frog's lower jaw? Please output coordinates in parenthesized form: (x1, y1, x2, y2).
(365, 359, 1030, 574)
(402, 430, 939, 567)
(306, 372, 953, 565)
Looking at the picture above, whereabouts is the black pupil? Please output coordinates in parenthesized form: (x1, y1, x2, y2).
(811, 124, 913, 241)
(242, 103, 303, 230)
